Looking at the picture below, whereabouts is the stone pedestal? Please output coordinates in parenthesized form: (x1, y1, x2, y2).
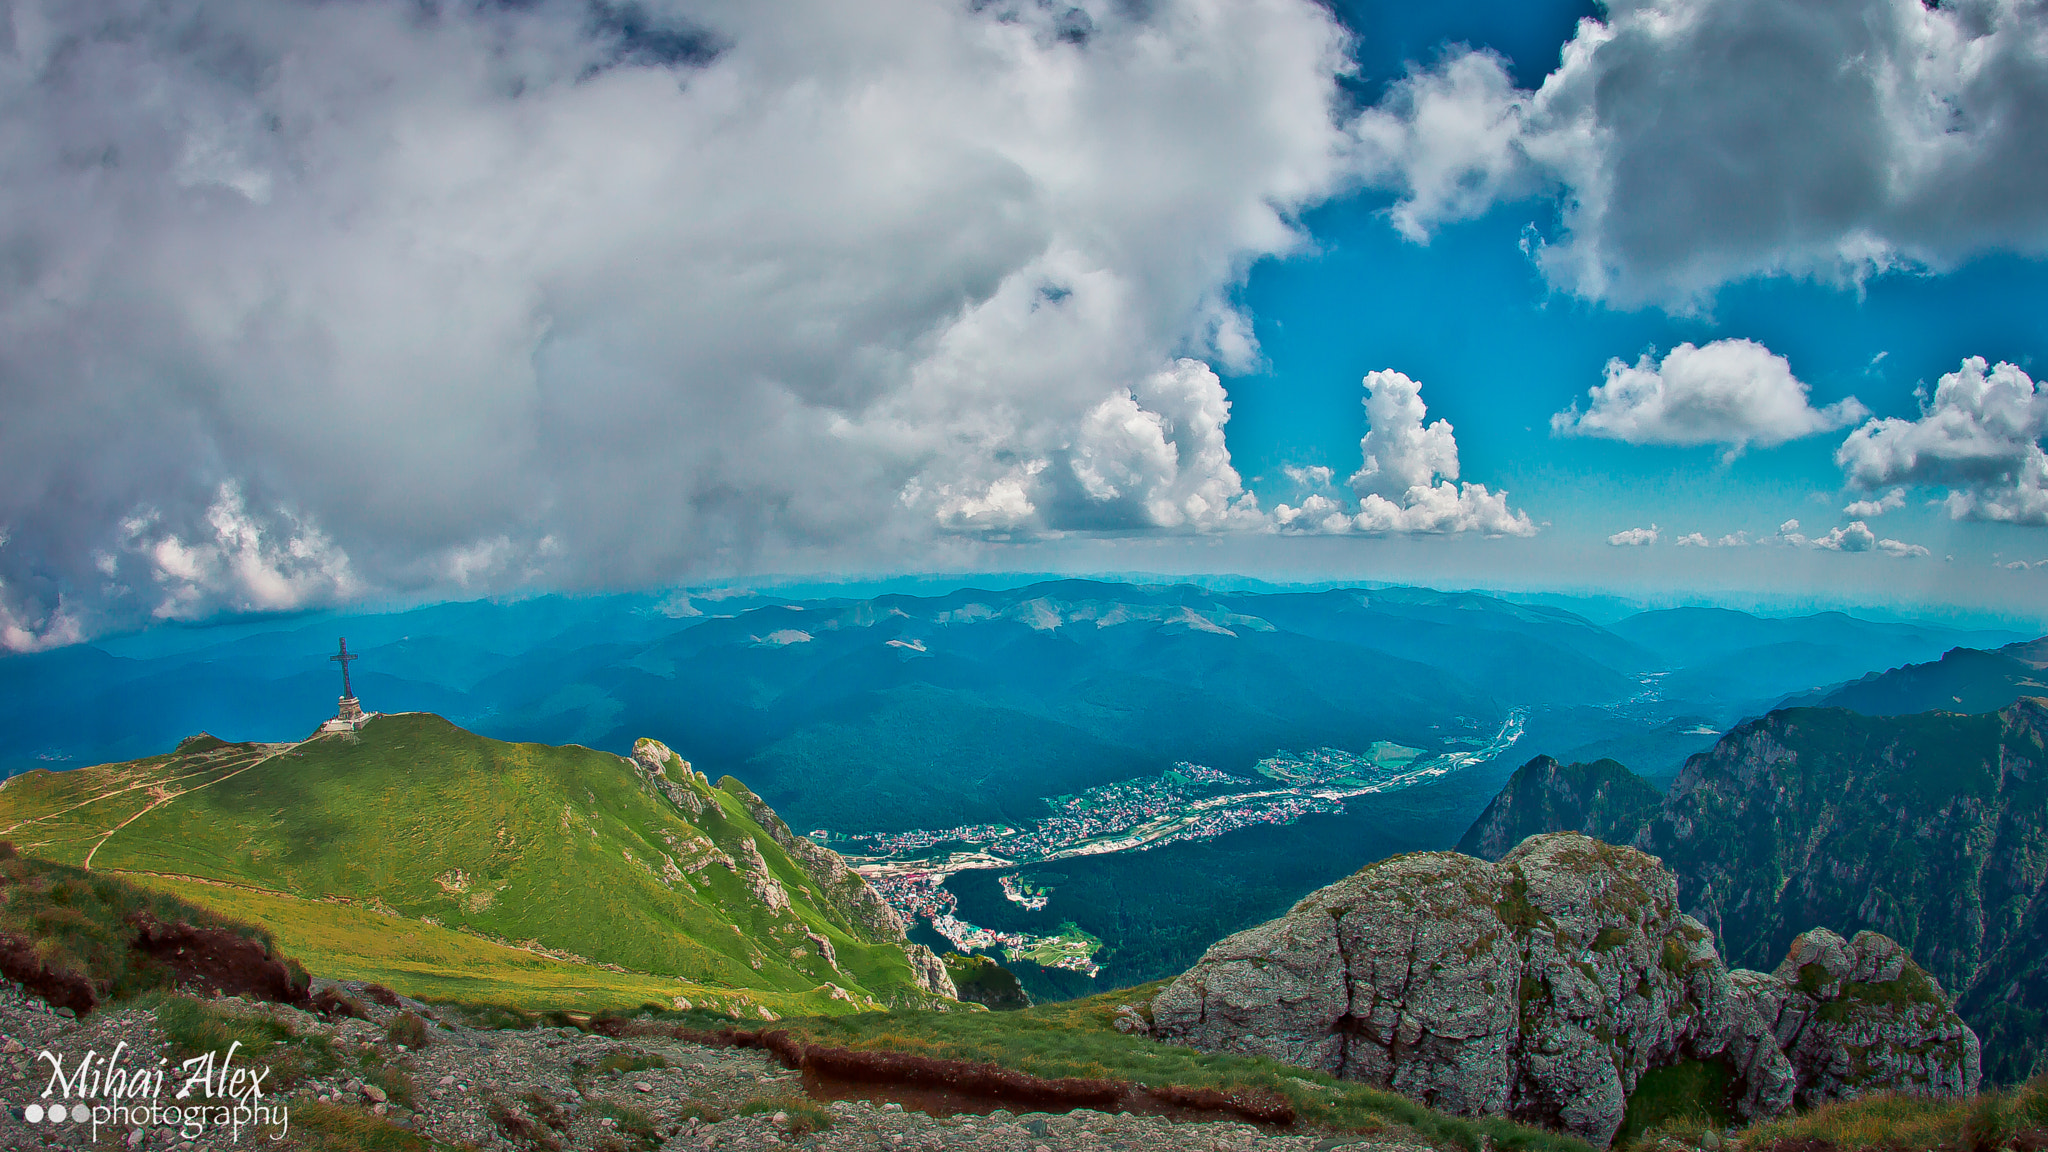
(321, 696, 372, 733)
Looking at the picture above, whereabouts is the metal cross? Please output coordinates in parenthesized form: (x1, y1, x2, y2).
(331, 638, 359, 699)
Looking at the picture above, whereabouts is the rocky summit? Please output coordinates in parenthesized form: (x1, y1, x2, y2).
(1149, 833, 1978, 1147)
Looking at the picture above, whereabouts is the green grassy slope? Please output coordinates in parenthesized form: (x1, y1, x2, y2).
(0, 714, 945, 1015)
(754, 984, 1592, 1152)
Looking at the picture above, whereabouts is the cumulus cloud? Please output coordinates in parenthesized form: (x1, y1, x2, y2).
(0, 0, 1360, 648)
(120, 483, 359, 620)
(1778, 517, 1927, 558)
(1355, 0, 2048, 306)
(1552, 339, 1867, 453)
(1608, 525, 1659, 546)
(1843, 488, 1907, 518)
(1349, 370, 1536, 535)
(1811, 521, 1879, 553)
(1272, 370, 1534, 536)
(1836, 357, 2048, 526)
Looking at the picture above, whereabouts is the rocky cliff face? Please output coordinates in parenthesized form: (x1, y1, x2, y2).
(1635, 699, 2048, 1084)
(1151, 834, 1978, 1146)
(1457, 699, 2048, 1084)
(1457, 756, 1662, 861)
(626, 737, 958, 1002)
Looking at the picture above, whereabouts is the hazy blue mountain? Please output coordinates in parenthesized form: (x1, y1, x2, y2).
(5, 579, 2024, 1004)
(1813, 636, 2048, 716)
(1609, 607, 2025, 719)
(1456, 754, 1662, 859)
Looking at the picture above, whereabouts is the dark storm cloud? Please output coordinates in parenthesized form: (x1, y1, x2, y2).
(1357, 0, 2048, 307)
(0, 0, 1359, 647)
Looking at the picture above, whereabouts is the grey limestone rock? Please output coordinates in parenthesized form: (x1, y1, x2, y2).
(1152, 833, 1967, 1146)
(903, 942, 960, 1000)
(1733, 928, 1980, 1108)
(719, 776, 913, 946)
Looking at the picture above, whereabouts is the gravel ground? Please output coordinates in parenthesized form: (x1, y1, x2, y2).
(0, 981, 1433, 1152)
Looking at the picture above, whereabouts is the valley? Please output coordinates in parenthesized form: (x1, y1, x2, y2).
(834, 710, 1529, 972)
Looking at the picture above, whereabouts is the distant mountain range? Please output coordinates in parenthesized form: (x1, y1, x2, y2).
(0, 579, 2031, 1000)
(1460, 698, 2048, 1084)
(1806, 635, 2048, 716)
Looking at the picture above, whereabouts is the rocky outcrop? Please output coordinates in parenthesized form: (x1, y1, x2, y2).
(1458, 699, 2048, 1084)
(1631, 699, 2048, 1083)
(1457, 755, 1661, 860)
(1734, 928, 1981, 1108)
(631, 738, 708, 817)
(729, 834, 793, 914)
(1152, 834, 1978, 1146)
(903, 942, 958, 1000)
(718, 777, 911, 946)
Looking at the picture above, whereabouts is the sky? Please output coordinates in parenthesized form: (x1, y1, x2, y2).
(2, 0, 2047, 651)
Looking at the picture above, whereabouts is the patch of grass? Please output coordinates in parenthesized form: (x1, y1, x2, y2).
(367, 1062, 417, 1111)
(0, 850, 295, 1007)
(766, 982, 1591, 1152)
(594, 1049, 669, 1076)
(147, 991, 339, 1090)
(587, 1099, 663, 1150)
(71, 714, 937, 1006)
(386, 1010, 431, 1049)
(1742, 1092, 1971, 1151)
(1733, 1079, 2048, 1152)
(735, 1092, 834, 1135)
(121, 872, 853, 1016)
(487, 1091, 564, 1151)
(285, 1100, 439, 1152)
(7, 714, 946, 1017)
(1617, 1059, 1731, 1149)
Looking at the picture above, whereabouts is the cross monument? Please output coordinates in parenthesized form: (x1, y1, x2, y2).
(322, 637, 371, 732)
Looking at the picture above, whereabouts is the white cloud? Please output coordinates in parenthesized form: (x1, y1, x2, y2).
(1673, 529, 1759, 548)
(1348, 370, 1535, 536)
(1812, 521, 1879, 553)
(1552, 339, 1867, 453)
(1774, 517, 1927, 558)
(1281, 464, 1335, 489)
(1842, 488, 1907, 518)
(1355, 0, 2048, 307)
(1836, 357, 2048, 526)
(0, 0, 1358, 642)
(1270, 493, 1355, 533)
(1352, 48, 1533, 243)
(1271, 371, 1534, 536)
(121, 483, 357, 620)
(1608, 525, 1660, 546)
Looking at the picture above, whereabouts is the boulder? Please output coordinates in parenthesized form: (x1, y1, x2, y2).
(1734, 928, 1980, 1108)
(1153, 834, 1975, 1145)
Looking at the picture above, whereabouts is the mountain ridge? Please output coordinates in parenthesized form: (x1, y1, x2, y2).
(1458, 696, 2048, 1083)
(0, 712, 955, 1015)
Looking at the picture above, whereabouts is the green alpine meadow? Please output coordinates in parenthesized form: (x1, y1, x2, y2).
(0, 713, 952, 1017)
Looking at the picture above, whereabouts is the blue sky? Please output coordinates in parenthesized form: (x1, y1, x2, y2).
(1, 0, 2045, 649)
